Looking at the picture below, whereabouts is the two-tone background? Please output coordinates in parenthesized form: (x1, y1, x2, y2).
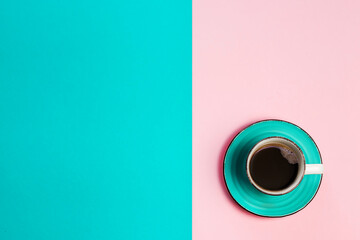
(1, 0, 360, 239)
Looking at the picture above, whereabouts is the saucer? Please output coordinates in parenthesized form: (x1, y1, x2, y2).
(223, 120, 323, 217)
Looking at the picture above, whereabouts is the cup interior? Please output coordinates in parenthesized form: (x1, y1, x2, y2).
(246, 137, 305, 195)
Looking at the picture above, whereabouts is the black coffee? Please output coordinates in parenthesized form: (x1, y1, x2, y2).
(249, 145, 299, 191)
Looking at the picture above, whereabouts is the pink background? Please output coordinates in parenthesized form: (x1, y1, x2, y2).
(193, 1, 360, 239)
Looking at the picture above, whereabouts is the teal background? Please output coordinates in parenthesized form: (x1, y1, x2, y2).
(0, 0, 191, 239)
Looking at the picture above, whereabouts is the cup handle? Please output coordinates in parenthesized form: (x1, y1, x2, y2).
(305, 164, 324, 175)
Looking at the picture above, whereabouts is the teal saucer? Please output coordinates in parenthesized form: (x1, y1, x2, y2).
(223, 120, 323, 217)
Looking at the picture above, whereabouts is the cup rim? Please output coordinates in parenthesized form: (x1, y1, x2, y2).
(246, 136, 306, 196)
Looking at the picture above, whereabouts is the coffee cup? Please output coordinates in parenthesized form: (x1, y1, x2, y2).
(246, 136, 323, 195)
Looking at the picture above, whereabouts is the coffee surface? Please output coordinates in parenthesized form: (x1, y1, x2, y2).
(249, 146, 299, 191)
